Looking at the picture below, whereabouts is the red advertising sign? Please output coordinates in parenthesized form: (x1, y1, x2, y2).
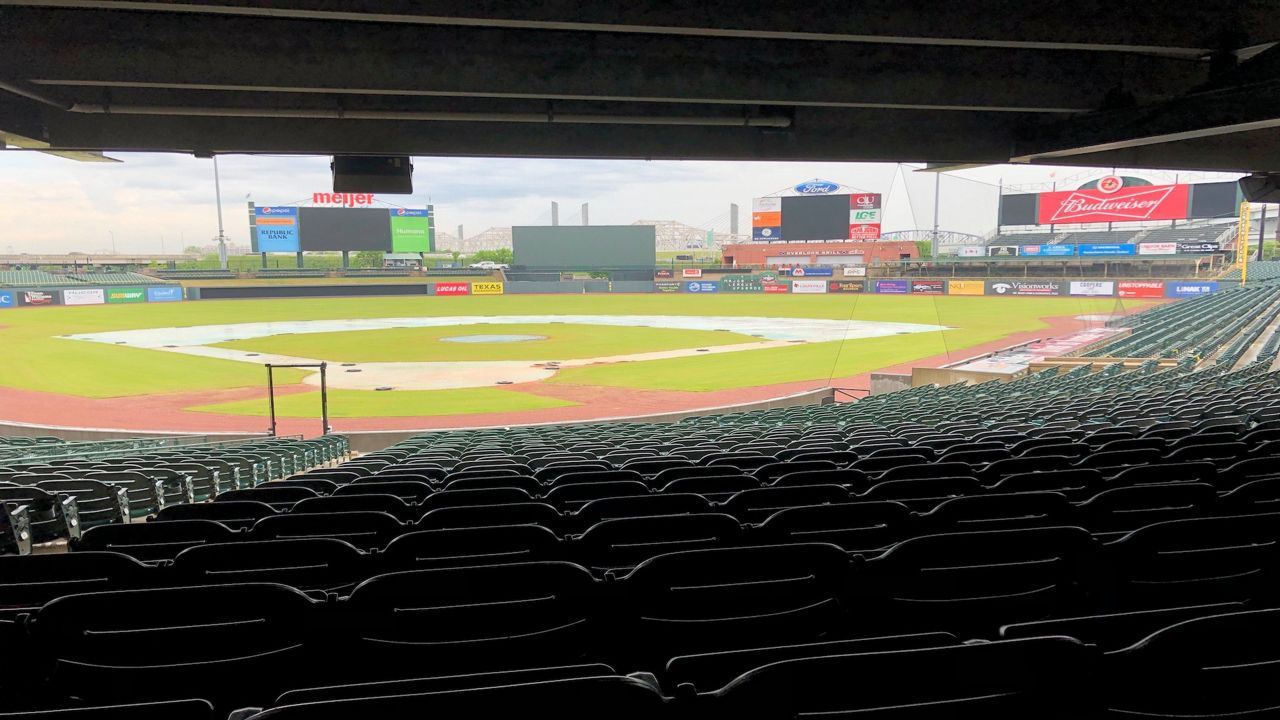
(849, 224, 882, 240)
(763, 283, 790, 294)
(1117, 281, 1165, 299)
(434, 282, 470, 296)
(682, 268, 703, 278)
(850, 193, 882, 210)
(1037, 184, 1190, 224)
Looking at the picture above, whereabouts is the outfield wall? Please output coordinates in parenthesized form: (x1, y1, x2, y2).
(0, 285, 182, 308)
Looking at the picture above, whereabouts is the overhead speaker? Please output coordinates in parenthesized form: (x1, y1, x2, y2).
(331, 156, 413, 194)
(1239, 173, 1280, 203)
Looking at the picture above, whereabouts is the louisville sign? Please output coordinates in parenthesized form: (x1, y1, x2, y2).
(790, 279, 827, 294)
(1037, 183, 1190, 224)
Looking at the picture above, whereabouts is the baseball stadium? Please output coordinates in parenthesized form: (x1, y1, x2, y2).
(5, 2, 1280, 719)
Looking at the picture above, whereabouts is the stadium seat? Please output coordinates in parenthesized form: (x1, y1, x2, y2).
(32, 480, 127, 529)
(382, 525, 562, 569)
(755, 501, 911, 552)
(718, 485, 851, 523)
(573, 513, 743, 571)
(0, 485, 79, 543)
(171, 538, 367, 591)
(418, 501, 562, 531)
(0, 699, 216, 719)
(153, 500, 276, 530)
(71, 519, 237, 562)
(290, 493, 417, 522)
(1001, 602, 1246, 650)
(0, 552, 149, 610)
(250, 510, 404, 550)
(216, 486, 318, 509)
(345, 561, 600, 674)
(334, 480, 434, 502)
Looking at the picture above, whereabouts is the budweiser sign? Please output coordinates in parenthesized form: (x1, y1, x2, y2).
(1037, 184, 1189, 224)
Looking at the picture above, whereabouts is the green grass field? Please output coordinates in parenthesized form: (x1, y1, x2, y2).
(212, 323, 756, 362)
(0, 293, 1141, 416)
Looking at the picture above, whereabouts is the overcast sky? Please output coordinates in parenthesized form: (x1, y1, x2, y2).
(0, 150, 1244, 254)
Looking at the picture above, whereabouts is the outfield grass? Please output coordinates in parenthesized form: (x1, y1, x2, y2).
(212, 323, 756, 362)
(0, 293, 1143, 407)
(190, 387, 578, 418)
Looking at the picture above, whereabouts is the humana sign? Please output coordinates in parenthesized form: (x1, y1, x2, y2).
(312, 192, 376, 207)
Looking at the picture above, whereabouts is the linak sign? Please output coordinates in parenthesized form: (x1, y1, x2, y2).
(1037, 183, 1190, 224)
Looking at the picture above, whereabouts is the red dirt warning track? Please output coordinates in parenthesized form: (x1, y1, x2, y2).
(0, 312, 1114, 437)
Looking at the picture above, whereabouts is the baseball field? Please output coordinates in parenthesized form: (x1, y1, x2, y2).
(0, 293, 1141, 432)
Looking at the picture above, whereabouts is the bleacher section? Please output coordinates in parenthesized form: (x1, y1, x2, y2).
(0, 270, 81, 287)
(1223, 260, 1280, 283)
(155, 269, 239, 280)
(1089, 284, 1280, 359)
(8, 289, 1280, 717)
(991, 225, 1229, 248)
(63, 272, 169, 286)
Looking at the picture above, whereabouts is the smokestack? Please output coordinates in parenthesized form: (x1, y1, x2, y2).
(456, 225, 463, 242)
(551, 202, 559, 226)
(729, 203, 739, 235)
(582, 203, 589, 226)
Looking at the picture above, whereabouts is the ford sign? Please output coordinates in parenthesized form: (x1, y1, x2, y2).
(793, 180, 840, 195)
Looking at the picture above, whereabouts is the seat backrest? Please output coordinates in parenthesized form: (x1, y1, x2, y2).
(920, 491, 1074, 533)
(659, 474, 758, 497)
(154, 500, 276, 529)
(418, 502, 562, 531)
(1000, 602, 1245, 650)
(876, 461, 974, 483)
(549, 469, 646, 488)
(216, 486, 318, 506)
(860, 476, 982, 502)
(752, 461, 837, 483)
(571, 493, 712, 528)
(0, 552, 149, 608)
(574, 513, 742, 569)
(769, 468, 869, 493)
(756, 501, 911, 552)
(72, 519, 237, 562)
(542, 481, 650, 509)
(250, 510, 404, 550)
(333, 480, 434, 502)
(171, 538, 367, 590)
(718, 485, 851, 522)
(383, 525, 562, 569)
(291, 493, 416, 522)
(707, 636, 1093, 717)
(417, 487, 534, 510)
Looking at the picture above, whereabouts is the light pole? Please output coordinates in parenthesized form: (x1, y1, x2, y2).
(212, 155, 229, 270)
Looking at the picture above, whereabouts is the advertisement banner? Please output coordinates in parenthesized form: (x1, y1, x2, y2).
(1037, 183, 1190, 224)
(1069, 281, 1115, 296)
(752, 211, 782, 227)
(790, 279, 828, 294)
(654, 269, 674, 279)
(146, 286, 183, 302)
(827, 281, 864, 293)
(682, 268, 703, 278)
(253, 206, 301, 252)
(752, 226, 781, 241)
(684, 281, 719, 293)
(62, 288, 106, 306)
(389, 208, 432, 253)
(911, 280, 945, 295)
(1178, 242, 1221, 254)
(20, 290, 59, 306)
(875, 280, 909, 294)
(105, 287, 146, 304)
(849, 208, 882, 224)
(1138, 242, 1178, 255)
(434, 282, 471, 296)
(791, 267, 833, 277)
(987, 280, 1063, 296)
(987, 245, 1019, 256)
(471, 282, 504, 295)
(654, 281, 681, 293)
(1166, 281, 1219, 297)
(763, 282, 791, 294)
(848, 224, 882, 240)
(850, 193, 882, 210)
(1020, 244, 1075, 257)
(1117, 281, 1165, 298)
(947, 280, 986, 296)
(1079, 243, 1137, 256)
(0, 290, 13, 309)
(842, 266, 867, 277)
(958, 246, 985, 257)
(752, 197, 781, 212)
